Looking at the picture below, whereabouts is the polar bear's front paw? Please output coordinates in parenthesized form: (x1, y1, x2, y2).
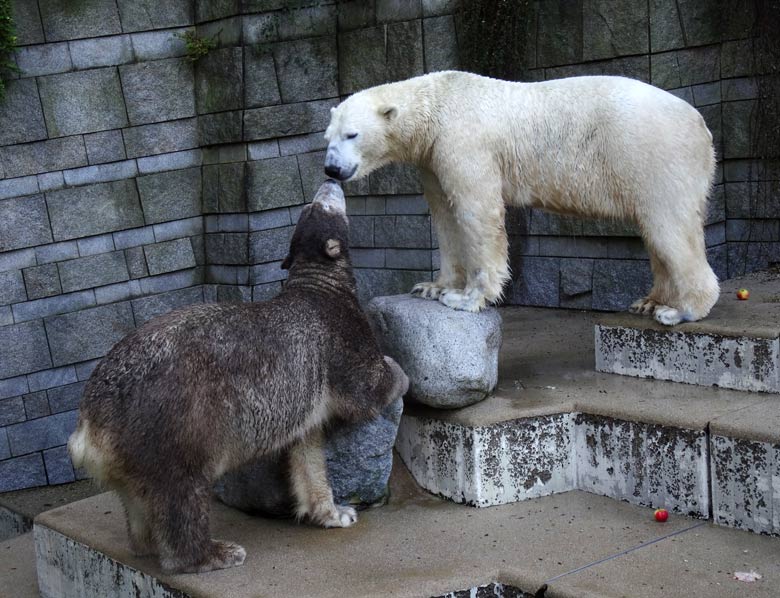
(653, 305, 683, 326)
(411, 281, 443, 300)
(629, 297, 659, 315)
(438, 290, 486, 312)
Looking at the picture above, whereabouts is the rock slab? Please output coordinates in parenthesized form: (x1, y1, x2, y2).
(366, 294, 502, 409)
(215, 398, 403, 515)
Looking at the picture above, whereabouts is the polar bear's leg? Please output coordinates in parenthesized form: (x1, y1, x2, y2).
(411, 171, 466, 299)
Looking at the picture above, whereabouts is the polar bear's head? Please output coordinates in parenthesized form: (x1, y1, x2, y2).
(324, 94, 398, 181)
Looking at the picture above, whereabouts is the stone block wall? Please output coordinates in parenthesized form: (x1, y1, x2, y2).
(0, 0, 776, 491)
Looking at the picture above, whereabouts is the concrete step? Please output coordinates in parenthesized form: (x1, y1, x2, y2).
(33, 460, 780, 598)
(0, 532, 39, 598)
(397, 307, 780, 535)
(595, 270, 780, 393)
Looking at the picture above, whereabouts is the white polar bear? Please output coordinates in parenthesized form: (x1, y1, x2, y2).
(324, 71, 719, 325)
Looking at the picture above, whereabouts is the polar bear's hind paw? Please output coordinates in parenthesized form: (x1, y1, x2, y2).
(629, 297, 659, 315)
(438, 290, 486, 312)
(411, 282, 443, 300)
(653, 305, 683, 326)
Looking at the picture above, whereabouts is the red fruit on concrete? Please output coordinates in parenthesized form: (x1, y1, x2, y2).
(654, 508, 669, 522)
(736, 288, 750, 300)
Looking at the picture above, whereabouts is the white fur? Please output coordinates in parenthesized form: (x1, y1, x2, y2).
(324, 71, 720, 324)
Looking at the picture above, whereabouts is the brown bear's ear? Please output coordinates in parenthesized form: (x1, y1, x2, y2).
(281, 254, 292, 270)
(325, 239, 341, 259)
(379, 105, 398, 121)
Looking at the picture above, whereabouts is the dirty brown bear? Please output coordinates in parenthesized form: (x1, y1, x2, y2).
(67, 179, 409, 574)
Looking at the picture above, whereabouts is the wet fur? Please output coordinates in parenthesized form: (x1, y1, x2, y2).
(68, 185, 409, 574)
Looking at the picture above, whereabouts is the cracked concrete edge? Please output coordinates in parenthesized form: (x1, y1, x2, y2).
(0, 504, 32, 542)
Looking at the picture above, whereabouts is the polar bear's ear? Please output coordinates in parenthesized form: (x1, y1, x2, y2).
(325, 239, 341, 259)
(379, 105, 398, 121)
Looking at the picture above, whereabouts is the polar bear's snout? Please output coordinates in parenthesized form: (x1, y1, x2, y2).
(324, 146, 358, 181)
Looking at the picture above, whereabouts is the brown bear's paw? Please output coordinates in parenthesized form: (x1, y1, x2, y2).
(411, 281, 444, 300)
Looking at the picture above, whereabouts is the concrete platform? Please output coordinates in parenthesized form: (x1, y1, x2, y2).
(0, 532, 38, 598)
(397, 307, 779, 533)
(595, 270, 780, 393)
(34, 461, 780, 598)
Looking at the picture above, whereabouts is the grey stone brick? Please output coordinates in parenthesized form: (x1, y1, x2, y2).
(215, 285, 251, 303)
(44, 446, 75, 485)
(649, 0, 683, 52)
(386, 195, 428, 215)
(722, 77, 758, 102)
(339, 27, 386, 94)
(0, 79, 47, 146)
(721, 39, 754, 79)
(248, 140, 280, 161)
(11, 290, 96, 324)
(650, 46, 720, 90)
(120, 58, 196, 126)
(252, 282, 281, 302)
(354, 268, 428, 304)
(27, 366, 78, 393)
(7, 410, 79, 456)
(667, 86, 693, 105)
(76, 234, 115, 257)
(124, 247, 149, 279)
(346, 197, 367, 215)
(386, 20, 424, 83)
(705, 222, 726, 246)
(15, 42, 72, 77)
(206, 264, 249, 284)
(243, 46, 280, 110)
(137, 149, 201, 174)
(152, 217, 203, 242)
(249, 208, 291, 231)
(536, 0, 583, 67)
(94, 279, 143, 305)
(207, 214, 248, 233)
(196, 0, 239, 22)
(123, 118, 199, 160)
(582, 0, 647, 61)
(39, 0, 122, 42)
(69, 35, 133, 69)
(249, 227, 294, 264)
(385, 249, 431, 270)
(508, 256, 561, 307)
(131, 286, 204, 326)
(374, 215, 432, 248)
(58, 251, 129, 294)
(692, 82, 721, 106)
(349, 216, 374, 247)
(538, 237, 610, 258)
(195, 47, 243, 113)
(0, 195, 53, 252)
(0, 320, 52, 379)
(63, 161, 138, 187)
(213, 163, 247, 213)
(273, 37, 338, 103)
(376, 0, 421, 22)
(84, 130, 127, 165)
(75, 359, 101, 381)
(143, 238, 197, 275)
(35, 242, 79, 265)
(243, 13, 278, 45)
(0, 249, 35, 272)
(722, 100, 754, 160)
(0, 306, 11, 326)
(0, 270, 26, 306)
(545, 55, 650, 83)
(11, 0, 44, 45)
(197, 15, 241, 46)
(199, 111, 243, 146)
(0, 137, 87, 178)
(296, 151, 328, 200)
(369, 164, 423, 195)
(244, 99, 336, 141)
(351, 248, 385, 268)
(0, 397, 25, 427)
(205, 233, 248, 265)
(423, 15, 458, 73)
(117, 0, 193, 31)
(46, 179, 143, 241)
(337, 0, 374, 30)
(37, 172, 65, 193)
(246, 157, 304, 211)
(23, 391, 50, 420)
(0, 453, 46, 493)
(130, 28, 189, 61)
(726, 219, 779, 243)
(0, 175, 39, 201)
(45, 302, 136, 366)
(277, 4, 336, 40)
(0, 376, 29, 401)
(112, 227, 155, 250)
(560, 258, 594, 297)
(250, 261, 288, 285)
(592, 259, 653, 311)
(47, 382, 86, 414)
(23, 264, 62, 300)
(137, 167, 202, 224)
(38, 68, 128, 137)
(278, 132, 328, 157)
(0, 427, 7, 460)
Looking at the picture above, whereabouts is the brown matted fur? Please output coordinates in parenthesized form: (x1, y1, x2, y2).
(68, 180, 409, 574)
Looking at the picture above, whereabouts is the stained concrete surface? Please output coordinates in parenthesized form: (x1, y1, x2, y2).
(0, 532, 38, 598)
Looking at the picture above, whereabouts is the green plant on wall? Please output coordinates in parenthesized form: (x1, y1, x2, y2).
(0, 0, 20, 100)
(175, 29, 221, 62)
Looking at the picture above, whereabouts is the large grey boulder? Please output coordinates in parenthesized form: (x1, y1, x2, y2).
(215, 398, 403, 515)
(366, 295, 502, 409)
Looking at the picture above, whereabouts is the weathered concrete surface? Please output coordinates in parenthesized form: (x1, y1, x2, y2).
(0, 504, 30, 542)
(596, 271, 780, 393)
(366, 294, 501, 409)
(0, 532, 38, 598)
(32, 461, 780, 598)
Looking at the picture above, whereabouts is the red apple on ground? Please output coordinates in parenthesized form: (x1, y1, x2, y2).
(736, 288, 750, 300)
(654, 508, 669, 522)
